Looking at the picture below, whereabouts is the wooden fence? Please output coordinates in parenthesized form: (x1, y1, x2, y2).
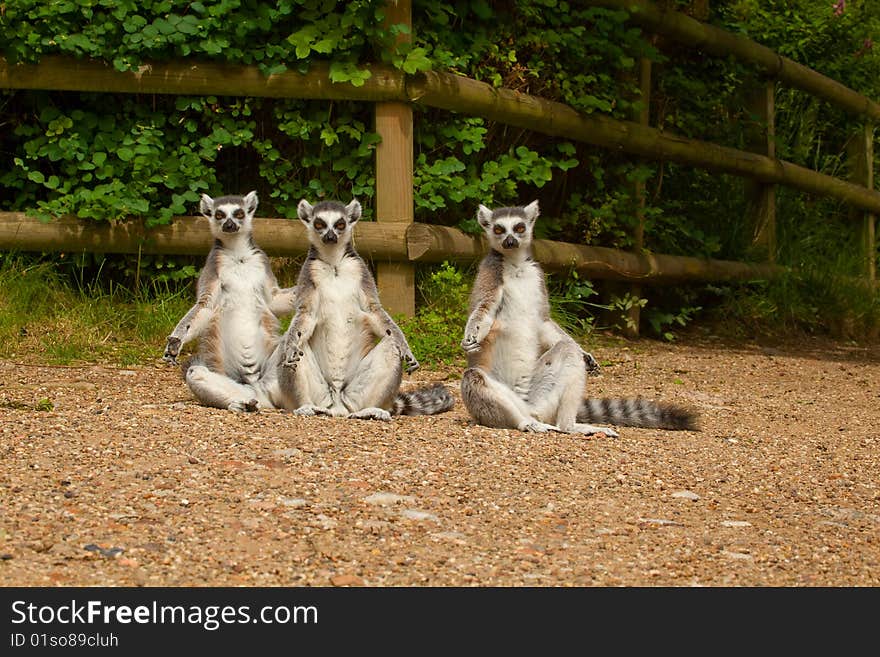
(0, 0, 877, 324)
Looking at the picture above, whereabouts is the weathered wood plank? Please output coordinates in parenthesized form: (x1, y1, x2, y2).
(0, 212, 783, 283)
(847, 123, 876, 283)
(586, 0, 880, 121)
(407, 70, 880, 215)
(374, 0, 416, 316)
(405, 222, 782, 283)
(0, 213, 411, 259)
(0, 55, 406, 101)
(744, 78, 777, 261)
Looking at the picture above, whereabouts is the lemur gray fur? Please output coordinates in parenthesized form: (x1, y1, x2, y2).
(163, 191, 296, 411)
(279, 198, 454, 421)
(460, 201, 698, 436)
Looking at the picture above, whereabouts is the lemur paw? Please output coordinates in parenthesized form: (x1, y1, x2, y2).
(282, 345, 304, 370)
(571, 423, 619, 438)
(403, 352, 420, 373)
(229, 399, 260, 413)
(460, 335, 481, 354)
(519, 420, 559, 433)
(583, 351, 600, 376)
(293, 405, 330, 417)
(162, 336, 181, 365)
(348, 408, 392, 422)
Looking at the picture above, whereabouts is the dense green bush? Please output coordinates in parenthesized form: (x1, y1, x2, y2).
(1, 0, 878, 337)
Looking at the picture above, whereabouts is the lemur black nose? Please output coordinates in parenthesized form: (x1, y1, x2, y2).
(221, 220, 239, 233)
(502, 236, 519, 249)
(322, 231, 338, 244)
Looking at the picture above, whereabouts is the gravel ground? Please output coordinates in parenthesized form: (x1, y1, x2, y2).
(1, 335, 878, 587)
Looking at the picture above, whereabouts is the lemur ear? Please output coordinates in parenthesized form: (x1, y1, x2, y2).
(477, 204, 493, 229)
(523, 200, 540, 225)
(345, 199, 362, 225)
(199, 194, 214, 218)
(243, 190, 258, 215)
(297, 199, 314, 225)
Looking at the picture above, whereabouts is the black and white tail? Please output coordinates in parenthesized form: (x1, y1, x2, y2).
(393, 383, 455, 416)
(578, 397, 698, 431)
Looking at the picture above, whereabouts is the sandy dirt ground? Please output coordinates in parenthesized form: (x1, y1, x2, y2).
(1, 335, 878, 587)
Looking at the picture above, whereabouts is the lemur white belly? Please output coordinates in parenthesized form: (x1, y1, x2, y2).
(491, 261, 543, 396)
(310, 258, 370, 388)
(216, 253, 273, 383)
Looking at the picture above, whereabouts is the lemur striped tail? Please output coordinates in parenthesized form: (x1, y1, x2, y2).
(578, 397, 698, 431)
(393, 383, 455, 416)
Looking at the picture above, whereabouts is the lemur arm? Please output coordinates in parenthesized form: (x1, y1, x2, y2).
(163, 296, 215, 364)
(268, 286, 297, 317)
(281, 262, 319, 368)
(539, 320, 600, 375)
(461, 258, 504, 354)
(364, 302, 419, 373)
(356, 261, 418, 372)
(261, 257, 298, 317)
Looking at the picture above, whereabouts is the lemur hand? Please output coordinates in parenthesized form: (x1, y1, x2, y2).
(282, 334, 304, 371)
(461, 318, 487, 354)
(583, 350, 600, 376)
(163, 336, 181, 365)
(402, 350, 420, 374)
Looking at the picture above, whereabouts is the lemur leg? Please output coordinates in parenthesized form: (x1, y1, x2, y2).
(340, 335, 403, 421)
(185, 365, 261, 412)
(527, 341, 618, 437)
(461, 367, 558, 433)
(281, 344, 334, 415)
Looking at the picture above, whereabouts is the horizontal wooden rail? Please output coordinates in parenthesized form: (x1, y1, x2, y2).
(408, 71, 880, 215)
(587, 0, 880, 121)
(0, 212, 782, 284)
(0, 55, 407, 101)
(4, 56, 879, 214)
(0, 212, 409, 260)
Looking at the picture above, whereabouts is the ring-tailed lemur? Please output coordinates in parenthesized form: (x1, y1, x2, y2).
(163, 191, 296, 411)
(279, 198, 454, 421)
(460, 200, 697, 436)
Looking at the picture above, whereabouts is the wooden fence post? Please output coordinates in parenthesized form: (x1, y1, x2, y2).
(744, 78, 776, 261)
(374, 0, 415, 316)
(623, 54, 653, 338)
(847, 122, 876, 284)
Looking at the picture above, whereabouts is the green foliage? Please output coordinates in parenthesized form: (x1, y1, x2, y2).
(2, 1, 879, 342)
(547, 270, 599, 338)
(396, 262, 471, 367)
(1, 1, 388, 75)
(0, 253, 192, 365)
(708, 270, 880, 340)
(645, 304, 702, 341)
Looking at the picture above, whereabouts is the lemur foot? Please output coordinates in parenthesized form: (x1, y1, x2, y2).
(518, 419, 559, 433)
(570, 423, 619, 438)
(229, 399, 260, 413)
(348, 407, 392, 422)
(583, 351, 601, 376)
(293, 405, 331, 417)
(163, 336, 182, 365)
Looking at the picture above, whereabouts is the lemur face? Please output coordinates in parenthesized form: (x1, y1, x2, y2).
(477, 200, 540, 252)
(200, 191, 258, 239)
(297, 198, 362, 248)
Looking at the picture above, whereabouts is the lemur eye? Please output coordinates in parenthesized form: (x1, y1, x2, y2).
(513, 223, 526, 234)
(492, 225, 505, 235)
(215, 210, 226, 220)
(313, 219, 327, 231)
(233, 209, 244, 219)
(334, 220, 346, 231)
